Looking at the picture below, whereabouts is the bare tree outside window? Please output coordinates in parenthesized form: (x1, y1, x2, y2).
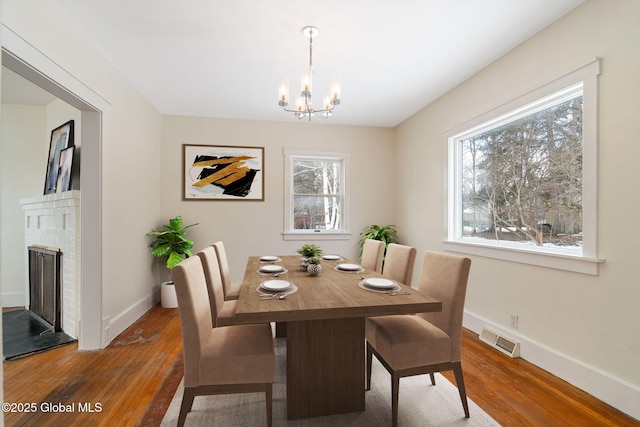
(460, 95, 583, 248)
(292, 159, 342, 230)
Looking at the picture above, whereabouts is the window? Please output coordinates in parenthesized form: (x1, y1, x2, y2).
(458, 85, 583, 249)
(283, 149, 351, 240)
(446, 59, 602, 274)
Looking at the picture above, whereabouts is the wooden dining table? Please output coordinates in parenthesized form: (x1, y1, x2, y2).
(233, 255, 442, 420)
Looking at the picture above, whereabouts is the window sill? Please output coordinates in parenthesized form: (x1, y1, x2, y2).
(283, 231, 351, 241)
(443, 240, 605, 275)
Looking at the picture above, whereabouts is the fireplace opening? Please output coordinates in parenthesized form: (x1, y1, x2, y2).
(28, 245, 63, 333)
(2, 246, 76, 360)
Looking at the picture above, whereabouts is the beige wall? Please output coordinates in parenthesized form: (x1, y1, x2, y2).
(395, 0, 640, 417)
(161, 116, 396, 284)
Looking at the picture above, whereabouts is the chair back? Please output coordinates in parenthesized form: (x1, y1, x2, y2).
(361, 239, 385, 273)
(213, 241, 233, 299)
(197, 246, 225, 327)
(382, 243, 417, 286)
(417, 251, 471, 362)
(171, 255, 213, 387)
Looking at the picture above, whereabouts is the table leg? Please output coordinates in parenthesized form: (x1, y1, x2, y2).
(286, 317, 365, 419)
(275, 321, 287, 338)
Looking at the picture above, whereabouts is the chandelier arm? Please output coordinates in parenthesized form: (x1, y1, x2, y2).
(281, 106, 300, 113)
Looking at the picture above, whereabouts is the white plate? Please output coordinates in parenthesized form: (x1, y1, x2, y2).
(364, 278, 396, 289)
(260, 255, 279, 262)
(322, 255, 341, 261)
(260, 280, 292, 292)
(337, 263, 362, 271)
(260, 265, 284, 273)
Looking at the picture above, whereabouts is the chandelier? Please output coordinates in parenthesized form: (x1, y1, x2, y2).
(278, 26, 341, 121)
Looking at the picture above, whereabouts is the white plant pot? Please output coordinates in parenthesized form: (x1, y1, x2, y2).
(161, 280, 178, 308)
(307, 263, 322, 276)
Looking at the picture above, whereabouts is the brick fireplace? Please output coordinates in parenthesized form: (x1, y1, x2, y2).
(20, 191, 80, 339)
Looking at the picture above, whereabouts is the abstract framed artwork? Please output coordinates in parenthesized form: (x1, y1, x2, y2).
(55, 146, 75, 193)
(183, 144, 264, 201)
(44, 120, 74, 195)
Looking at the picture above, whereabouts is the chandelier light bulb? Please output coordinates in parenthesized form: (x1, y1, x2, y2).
(301, 70, 313, 96)
(330, 80, 341, 105)
(323, 95, 331, 110)
(278, 80, 289, 107)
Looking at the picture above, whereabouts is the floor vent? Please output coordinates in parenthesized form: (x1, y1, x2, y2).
(479, 327, 520, 358)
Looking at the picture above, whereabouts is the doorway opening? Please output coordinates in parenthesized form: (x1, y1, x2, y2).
(1, 44, 104, 351)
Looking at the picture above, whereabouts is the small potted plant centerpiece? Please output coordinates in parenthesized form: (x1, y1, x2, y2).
(147, 215, 198, 308)
(297, 243, 322, 268)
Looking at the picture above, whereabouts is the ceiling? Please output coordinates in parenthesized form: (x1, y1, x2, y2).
(11, 1, 586, 127)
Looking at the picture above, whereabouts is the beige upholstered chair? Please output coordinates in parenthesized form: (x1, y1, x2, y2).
(360, 239, 385, 273)
(365, 251, 472, 427)
(197, 246, 237, 327)
(212, 241, 242, 300)
(172, 256, 275, 427)
(381, 243, 417, 286)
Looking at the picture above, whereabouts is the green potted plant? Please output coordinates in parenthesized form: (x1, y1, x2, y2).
(297, 243, 322, 267)
(358, 224, 399, 257)
(147, 215, 198, 269)
(147, 216, 198, 307)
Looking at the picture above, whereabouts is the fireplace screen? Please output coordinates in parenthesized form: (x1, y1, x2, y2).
(28, 246, 62, 331)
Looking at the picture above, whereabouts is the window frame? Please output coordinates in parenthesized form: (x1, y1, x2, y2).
(444, 59, 604, 275)
(283, 148, 351, 241)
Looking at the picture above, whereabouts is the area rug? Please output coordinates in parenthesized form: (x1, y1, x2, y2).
(161, 338, 500, 426)
(3, 309, 76, 360)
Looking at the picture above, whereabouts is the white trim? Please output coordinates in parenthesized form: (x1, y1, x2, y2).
(445, 59, 602, 274)
(444, 240, 603, 275)
(1, 25, 109, 110)
(282, 232, 351, 241)
(464, 310, 640, 421)
(107, 291, 158, 345)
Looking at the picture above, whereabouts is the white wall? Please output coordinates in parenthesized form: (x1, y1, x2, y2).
(0, 104, 46, 306)
(161, 116, 396, 284)
(2, 0, 163, 344)
(395, 0, 640, 419)
(0, 99, 81, 307)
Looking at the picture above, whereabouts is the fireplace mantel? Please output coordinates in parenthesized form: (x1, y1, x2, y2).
(20, 191, 80, 338)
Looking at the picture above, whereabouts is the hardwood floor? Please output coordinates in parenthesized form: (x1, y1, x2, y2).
(442, 329, 638, 427)
(3, 305, 638, 426)
(3, 306, 183, 427)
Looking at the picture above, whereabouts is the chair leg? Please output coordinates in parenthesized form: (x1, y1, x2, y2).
(177, 388, 195, 427)
(452, 362, 470, 418)
(391, 374, 400, 427)
(265, 384, 273, 427)
(429, 372, 436, 385)
(366, 343, 373, 391)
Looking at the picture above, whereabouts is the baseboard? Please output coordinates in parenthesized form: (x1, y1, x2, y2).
(107, 290, 159, 346)
(2, 292, 26, 308)
(464, 310, 640, 421)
